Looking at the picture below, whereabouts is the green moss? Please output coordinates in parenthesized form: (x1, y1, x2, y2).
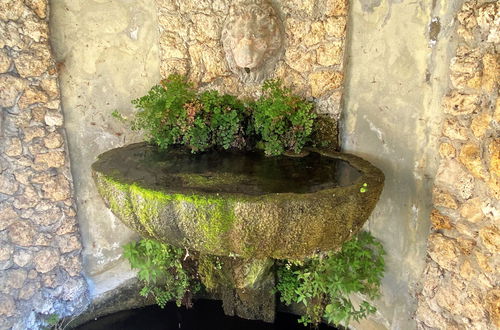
(96, 174, 135, 222)
(197, 254, 230, 291)
(98, 175, 236, 252)
(176, 173, 247, 188)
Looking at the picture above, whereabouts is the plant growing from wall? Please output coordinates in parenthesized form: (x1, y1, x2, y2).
(123, 239, 200, 308)
(253, 80, 316, 156)
(275, 231, 385, 327)
(128, 74, 249, 152)
(115, 75, 318, 156)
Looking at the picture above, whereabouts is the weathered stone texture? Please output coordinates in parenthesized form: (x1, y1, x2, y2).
(0, 1, 88, 328)
(417, 1, 499, 329)
(155, 0, 347, 136)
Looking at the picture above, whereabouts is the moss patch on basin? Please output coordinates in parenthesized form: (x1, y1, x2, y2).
(92, 142, 384, 259)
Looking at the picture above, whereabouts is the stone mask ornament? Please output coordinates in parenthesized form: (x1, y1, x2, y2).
(221, 0, 284, 83)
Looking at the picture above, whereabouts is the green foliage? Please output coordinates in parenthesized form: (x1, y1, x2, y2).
(275, 232, 386, 327)
(116, 75, 320, 156)
(128, 74, 248, 152)
(123, 239, 199, 307)
(45, 314, 60, 327)
(253, 80, 316, 156)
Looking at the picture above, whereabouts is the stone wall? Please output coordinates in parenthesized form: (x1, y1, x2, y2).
(416, 1, 499, 329)
(49, 0, 161, 298)
(0, 0, 88, 328)
(156, 0, 348, 136)
(342, 0, 466, 328)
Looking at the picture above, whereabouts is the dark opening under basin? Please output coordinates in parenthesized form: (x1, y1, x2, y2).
(92, 142, 384, 259)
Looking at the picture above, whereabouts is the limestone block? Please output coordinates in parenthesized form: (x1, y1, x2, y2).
(481, 53, 499, 92)
(433, 189, 458, 209)
(471, 112, 491, 138)
(303, 22, 326, 47)
(4, 138, 22, 157)
(0, 74, 27, 108)
(439, 142, 456, 159)
(24, 0, 47, 19)
(40, 78, 59, 100)
(8, 221, 37, 247)
(324, 16, 347, 38)
(479, 226, 500, 253)
(20, 12, 49, 43)
(13, 249, 33, 267)
(435, 159, 475, 200)
(31, 207, 63, 227)
(457, 237, 476, 255)
(13, 185, 39, 209)
(486, 288, 500, 328)
(159, 32, 188, 59)
(43, 131, 63, 149)
(191, 14, 221, 41)
(0, 205, 18, 231)
(474, 251, 493, 273)
(41, 175, 71, 201)
(0, 0, 24, 21)
(33, 151, 66, 170)
(442, 91, 480, 116)
(188, 43, 228, 84)
(460, 197, 485, 223)
(19, 282, 40, 300)
(442, 118, 468, 140)
(286, 18, 310, 46)
(430, 209, 453, 230)
(14, 43, 52, 78)
(56, 234, 82, 254)
(282, 0, 315, 16)
(3, 269, 27, 289)
(0, 174, 19, 195)
(0, 49, 11, 73)
(428, 233, 460, 271)
(22, 126, 45, 142)
(44, 110, 64, 126)
(326, 0, 348, 17)
(61, 255, 83, 277)
(477, 2, 499, 43)
(18, 86, 49, 109)
(309, 71, 343, 98)
(0, 245, 13, 262)
(316, 41, 343, 67)
(34, 248, 60, 273)
(458, 143, 486, 179)
(459, 259, 475, 280)
(461, 288, 487, 321)
(157, 14, 187, 36)
(285, 47, 315, 73)
(0, 294, 16, 317)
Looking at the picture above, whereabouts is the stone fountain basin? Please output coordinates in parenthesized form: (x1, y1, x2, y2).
(92, 142, 384, 259)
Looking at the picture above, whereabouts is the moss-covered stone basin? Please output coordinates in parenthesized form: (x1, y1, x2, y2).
(92, 142, 384, 259)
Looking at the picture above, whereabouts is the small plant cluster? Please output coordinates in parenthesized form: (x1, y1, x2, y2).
(123, 239, 200, 308)
(115, 74, 316, 156)
(275, 231, 386, 327)
(123, 233, 385, 327)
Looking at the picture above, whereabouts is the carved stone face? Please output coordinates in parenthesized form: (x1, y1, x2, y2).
(222, 0, 284, 83)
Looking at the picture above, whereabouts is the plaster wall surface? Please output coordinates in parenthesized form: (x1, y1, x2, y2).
(49, 0, 161, 297)
(342, 0, 464, 329)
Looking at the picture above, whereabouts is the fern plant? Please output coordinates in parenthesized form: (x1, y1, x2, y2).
(275, 232, 386, 327)
(253, 80, 316, 156)
(123, 239, 199, 307)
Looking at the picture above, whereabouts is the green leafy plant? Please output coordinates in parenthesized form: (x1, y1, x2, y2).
(123, 239, 199, 307)
(275, 231, 386, 327)
(128, 74, 249, 153)
(116, 75, 319, 156)
(253, 80, 316, 156)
